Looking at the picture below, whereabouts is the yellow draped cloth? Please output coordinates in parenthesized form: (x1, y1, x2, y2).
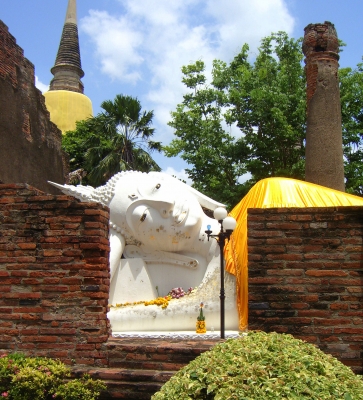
(224, 177, 363, 331)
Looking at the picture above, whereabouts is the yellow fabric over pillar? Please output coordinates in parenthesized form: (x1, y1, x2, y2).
(224, 177, 363, 331)
(44, 90, 93, 134)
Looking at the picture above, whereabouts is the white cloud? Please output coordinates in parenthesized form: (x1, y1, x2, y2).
(205, 0, 294, 59)
(81, 10, 144, 83)
(124, 0, 192, 26)
(163, 166, 193, 185)
(80, 0, 295, 158)
(35, 76, 49, 93)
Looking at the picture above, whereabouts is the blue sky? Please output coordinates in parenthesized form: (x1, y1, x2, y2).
(2, 0, 363, 181)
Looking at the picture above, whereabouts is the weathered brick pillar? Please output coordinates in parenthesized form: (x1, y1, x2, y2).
(302, 22, 345, 191)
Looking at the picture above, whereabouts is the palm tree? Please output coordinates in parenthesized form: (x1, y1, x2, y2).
(84, 94, 161, 186)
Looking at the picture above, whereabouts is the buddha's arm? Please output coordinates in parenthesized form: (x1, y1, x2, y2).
(109, 231, 125, 282)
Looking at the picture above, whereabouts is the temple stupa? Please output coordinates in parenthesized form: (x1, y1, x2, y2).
(44, 0, 93, 133)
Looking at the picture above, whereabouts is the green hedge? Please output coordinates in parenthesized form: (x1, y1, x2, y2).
(152, 331, 363, 400)
(0, 353, 105, 399)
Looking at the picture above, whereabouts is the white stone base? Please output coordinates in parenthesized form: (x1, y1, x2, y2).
(111, 331, 242, 340)
(108, 256, 239, 332)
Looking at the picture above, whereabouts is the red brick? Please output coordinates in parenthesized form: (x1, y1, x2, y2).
(40, 328, 77, 335)
(43, 250, 63, 257)
(341, 311, 363, 317)
(267, 254, 304, 261)
(19, 329, 39, 335)
(22, 279, 41, 285)
(305, 270, 348, 277)
(64, 223, 81, 229)
(42, 278, 61, 284)
(3, 292, 40, 299)
(48, 351, 70, 358)
(313, 327, 334, 334)
(329, 278, 362, 285)
(29, 271, 66, 278)
(330, 303, 349, 310)
(63, 250, 83, 257)
(76, 344, 96, 351)
(290, 302, 309, 309)
(10, 271, 28, 277)
(340, 262, 362, 269)
(285, 277, 321, 285)
(60, 277, 82, 285)
(266, 238, 302, 245)
(315, 318, 352, 326)
(21, 336, 58, 343)
(21, 314, 41, 320)
(42, 313, 80, 321)
(249, 230, 284, 238)
(18, 243, 37, 250)
(347, 287, 363, 293)
(17, 343, 36, 350)
(298, 310, 332, 318)
(13, 307, 44, 313)
(266, 269, 304, 276)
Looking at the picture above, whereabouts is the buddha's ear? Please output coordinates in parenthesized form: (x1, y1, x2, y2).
(184, 185, 226, 211)
(147, 172, 226, 211)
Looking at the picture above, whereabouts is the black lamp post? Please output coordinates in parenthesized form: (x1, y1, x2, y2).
(205, 207, 237, 339)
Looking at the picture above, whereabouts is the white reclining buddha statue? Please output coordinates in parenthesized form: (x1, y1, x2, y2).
(50, 171, 238, 332)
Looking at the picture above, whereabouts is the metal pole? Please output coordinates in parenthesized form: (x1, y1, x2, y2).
(219, 222, 225, 339)
(205, 216, 235, 340)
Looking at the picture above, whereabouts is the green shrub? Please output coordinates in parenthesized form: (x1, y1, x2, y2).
(54, 374, 106, 400)
(0, 354, 105, 399)
(152, 331, 363, 400)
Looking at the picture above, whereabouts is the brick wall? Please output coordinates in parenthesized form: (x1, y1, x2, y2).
(1, 184, 362, 377)
(0, 20, 68, 194)
(0, 183, 110, 367)
(248, 206, 363, 373)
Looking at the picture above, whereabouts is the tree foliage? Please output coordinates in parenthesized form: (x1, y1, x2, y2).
(165, 61, 248, 207)
(62, 94, 161, 187)
(224, 32, 306, 183)
(167, 32, 363, 208)
(340, 63, 363, 195)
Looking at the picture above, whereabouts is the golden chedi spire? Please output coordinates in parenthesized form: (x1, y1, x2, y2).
(49, 0, 84, 93)
(44, 0, 93, 134)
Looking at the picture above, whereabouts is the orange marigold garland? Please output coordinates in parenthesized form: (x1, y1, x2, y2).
(111, 295, 172, 310)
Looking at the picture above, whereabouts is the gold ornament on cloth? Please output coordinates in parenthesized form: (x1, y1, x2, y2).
(196, 302, 206, 334)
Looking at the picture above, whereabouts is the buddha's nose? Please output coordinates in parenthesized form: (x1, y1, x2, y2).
(153, 199, 175, 218)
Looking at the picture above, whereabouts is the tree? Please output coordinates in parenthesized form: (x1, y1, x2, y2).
(167, 32, 363, 207)
(164, 61, 248, 208)
(340, 63, 363, 195)
(223, 32, 306, 184)
(166, 32, 306, 208)
(62, 94, 161, 186)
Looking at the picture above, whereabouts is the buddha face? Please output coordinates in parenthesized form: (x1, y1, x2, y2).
(125, 176, 204, 252)
(108, 172, 221, 259)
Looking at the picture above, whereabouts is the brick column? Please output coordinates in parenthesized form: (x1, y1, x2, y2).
(302, 22, 345, 191)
